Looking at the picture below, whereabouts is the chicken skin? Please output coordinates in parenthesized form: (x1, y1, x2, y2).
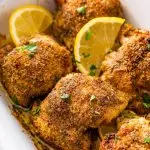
(32, 73, 131, 150)
(53, 0, 123, 50)
(100, 112, 150, 150)
(2, 35, 72, 107)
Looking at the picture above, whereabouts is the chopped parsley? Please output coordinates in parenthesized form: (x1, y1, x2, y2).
(11, 95, 19, 105)
(90, 64, 97, 70)
(142, 93, 150, 109)
(32, 106, 40, 115)
(11, 96, 30, 112)
(89, 71, 96, 76)
(147, 44, 150, 50)
(16, 44, 37, 52)
(114, 135, 120, 143)
(60, 93, 71, 101)
(89, 64, 97, 76)
(82, 53, 91, 58)
(25, 44, 37, 52)
(85, 30, 92, 40)
(144, 137, 150, 143)
(15, 44, 37, 58)
(90, 95, 96, 102)
(77, 6, 86, 14)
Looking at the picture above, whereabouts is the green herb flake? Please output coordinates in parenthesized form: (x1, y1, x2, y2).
(11, 96, 30, 112)
(89, 64, 97, 76)
(60, 93, 71, 101)
(32, 106, 41, 115)
(90, 95, 96, 102)
(16, 44, 37, 52)
(114, 135, 120, 143)
(77, 6, 86, 14)
(89, 71, 96, 76)
(142, 93, 150, 108)
(28, 53, 35, 59)
(147, 44, 150, 50)
(82, 53, 91, 58)
(144, 137, 150, 143)
(11, 95, 19, 105)
(90, 64, 97, 70)
(85, 30, 92, 40)
(25, 44, 37, 52)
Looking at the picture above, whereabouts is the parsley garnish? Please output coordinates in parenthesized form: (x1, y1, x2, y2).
(147, 44, 150, 50)
(89, 64, 97, 76)
(114, 135, 120, 143)
(90, 64, 97, 70)
(85, 30, 92, 40)
(26, 44, 37, 51)
(60, 93, 71, 101)
(142, 93, 150, 108)
(16, 44, 37, 52)
(144, 137, 150, 143)
(89, 72, 96, 76)
(32, 106, 40, 115)
(16, 44, 37, 58)
(77, 6, 86, 14)
(82, 53, 91, 58)
(90, 95, 96, 102)
(11, 96, 30, 112)
(11, 95, 19, 105)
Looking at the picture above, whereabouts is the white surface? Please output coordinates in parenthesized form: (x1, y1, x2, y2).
(121, 0, 150, 30)
(0, 0, 150, 150)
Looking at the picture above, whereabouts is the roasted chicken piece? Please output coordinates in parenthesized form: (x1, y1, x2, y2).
(0, 34, 14, 76)
(32, 73, 131, 150)
(53, 0, 123, 50)
(100, 111, 150, 150)
(101, 33, 150, 94)
(2, 35, 72, 107)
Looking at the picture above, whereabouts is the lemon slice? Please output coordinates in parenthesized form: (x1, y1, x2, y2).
(9, 5, 53, 46)
(74, 17, 125, 76)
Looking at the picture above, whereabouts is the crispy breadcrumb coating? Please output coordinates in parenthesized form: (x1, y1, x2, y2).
(53, 0, 123, 50)
(2, 35, 72, 107)
(100, 113, 150, 150)
(101, 34, 150, 94)
(32, 73, 131, 150)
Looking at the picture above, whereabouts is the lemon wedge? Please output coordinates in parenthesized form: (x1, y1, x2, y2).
(9, 5, 53, 46)
(74, 17, 125, 76)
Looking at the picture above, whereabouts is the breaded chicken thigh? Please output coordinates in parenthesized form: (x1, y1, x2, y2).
(53, 0, 123, 50)
(100, 112, 150, 150)
(2, 35, 72, 107)
(101, 34, 150, 94)
(32, 73, 131, 150)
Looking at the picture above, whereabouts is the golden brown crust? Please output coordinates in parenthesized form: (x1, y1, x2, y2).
(101, 34, 150, 94)
(32, 73, 131, 150)
(100, 117, 150, 150)
(53, 0, 123, 49)
(2, 35, 72, 106)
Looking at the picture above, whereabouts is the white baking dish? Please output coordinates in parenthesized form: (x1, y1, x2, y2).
(0, 0, 150, 150)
